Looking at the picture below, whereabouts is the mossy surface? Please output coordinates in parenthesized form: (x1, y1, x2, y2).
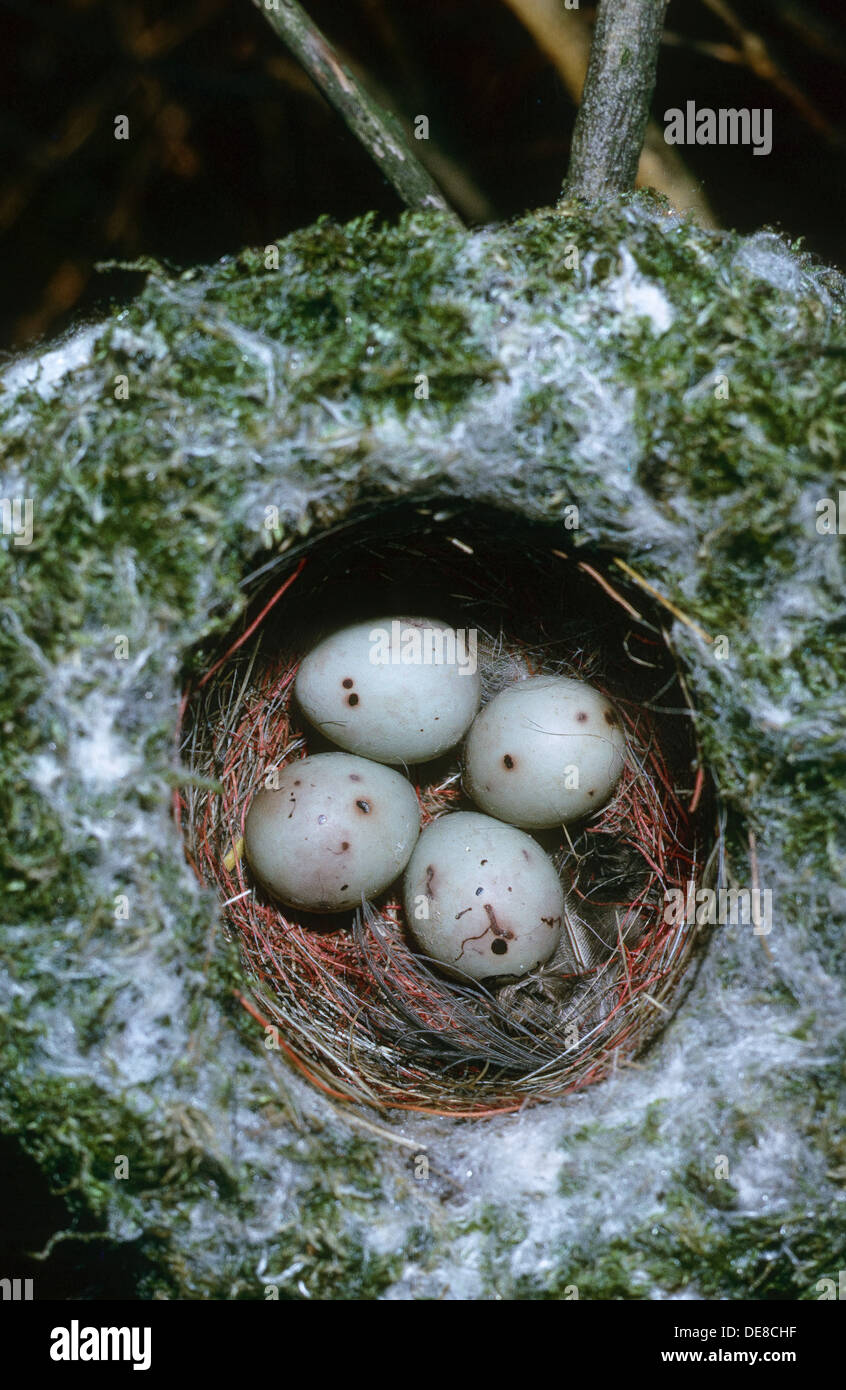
(1, 192, 844, 1298)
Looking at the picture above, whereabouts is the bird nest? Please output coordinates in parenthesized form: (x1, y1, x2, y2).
(175, 504, 715, 1116)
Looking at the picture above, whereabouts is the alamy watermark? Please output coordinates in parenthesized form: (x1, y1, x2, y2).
(1, 1276, 33, 1300)
(1, 496, 34, 546)
(50, 1320, 151, 1371)
(816, 1271, 846, 1299)
(664, 103, 772, 157)
(816, 492, 845, 534)
(369, 621, 478, 676)
(664, 881, 772, 936)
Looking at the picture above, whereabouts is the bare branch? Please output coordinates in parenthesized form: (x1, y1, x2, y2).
(565, 0, 668, 201)
(251, 0, 462, 225)
(503, 0, 717, 225)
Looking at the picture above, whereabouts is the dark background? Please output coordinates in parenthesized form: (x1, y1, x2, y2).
(0, 0, 843, 1301)
(1, 0, 844, 356)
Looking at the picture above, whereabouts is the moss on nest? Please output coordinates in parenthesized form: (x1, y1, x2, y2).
(1, 191, 844, 1298)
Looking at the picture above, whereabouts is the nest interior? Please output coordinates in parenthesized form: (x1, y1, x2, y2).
(178, 503, 713, 1114)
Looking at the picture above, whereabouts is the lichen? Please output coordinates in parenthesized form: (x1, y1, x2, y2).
(1, 190, 844, 1298)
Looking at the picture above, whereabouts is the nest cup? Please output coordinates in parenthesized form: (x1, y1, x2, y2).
(176, 504, 715, 1116)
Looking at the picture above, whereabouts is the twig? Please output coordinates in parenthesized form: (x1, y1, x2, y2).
(503, 0, 717, 225)
(251, 0, 462, 224)
(698, 0, 836, 141)
(343, 55, 494, 223)
(613, 558, 713, 645)
(575, 558, 646, 624)
(688, 764, 705, 816)
(565, 0, 668, 201)
(351, 0, 494, 222)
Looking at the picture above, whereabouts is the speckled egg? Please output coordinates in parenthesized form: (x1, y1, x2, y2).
(294, 617, 481, 764)
(463, 675, 626, 828)
(403, 811, 565, 980)
(244, 752, 420, 912)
